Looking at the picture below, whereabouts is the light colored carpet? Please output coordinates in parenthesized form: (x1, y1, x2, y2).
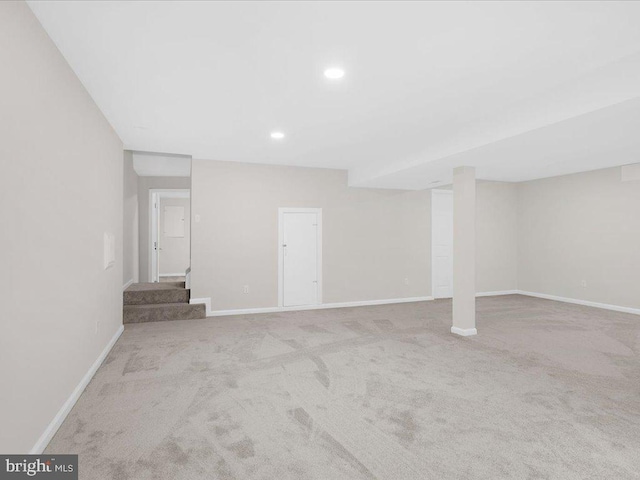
(46, 295, 640, 479)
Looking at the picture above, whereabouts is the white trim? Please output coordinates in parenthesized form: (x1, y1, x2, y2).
(471, 290, 638, 315)
(122, 279, 134, 291)
(451, 326, 477, 336)
(159, 273, 186, 277)
(476, 290, 518, 297)
(151, 191, 190, 199)
(30, 325, 124, 454)
(278, 207, 323, 308)
(207, 296, 434, 317)
(149, 191, 159, 282)
(517, 290, 640, 316)
(190, 297, 212, 317)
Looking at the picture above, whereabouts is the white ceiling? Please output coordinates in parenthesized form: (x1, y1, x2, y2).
(28, 1, 640, 189)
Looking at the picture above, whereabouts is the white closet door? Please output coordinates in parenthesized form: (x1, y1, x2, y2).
(283, 212, 318, 306)
(432, 191, 454, 298)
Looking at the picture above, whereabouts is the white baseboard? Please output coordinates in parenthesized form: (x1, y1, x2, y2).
(476, 290, 518, 297)
(206, 296, 434, 317)
(160, 273, 186, 277)
(122, 279, 134, 291)
(451, 326, 477, 336)
(30, 324, 124, 454)
(193, 290, 638, 321)
(475, 289, 639, 315)
(517, 290, 640, 316)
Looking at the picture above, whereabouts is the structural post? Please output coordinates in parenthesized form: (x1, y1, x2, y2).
(452, 166, 477, 336)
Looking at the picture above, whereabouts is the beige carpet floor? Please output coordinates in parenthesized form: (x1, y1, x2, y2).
(46, 295, 640, 479)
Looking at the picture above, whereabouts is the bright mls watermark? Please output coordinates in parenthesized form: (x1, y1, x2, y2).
(1, 455, 77, 479)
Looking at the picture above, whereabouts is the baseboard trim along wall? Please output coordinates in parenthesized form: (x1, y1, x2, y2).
(122, 279, 134, 291)
(30, 325, 124, 454)
(200, 296, 435, 317)
(477, 290, 639, 315)
(451, 326, 478, 336)
(194, 290, 638, 318)
(160, 273, 186, 277)
(517, 290, 640, 316)
(476, 290, 519, 297)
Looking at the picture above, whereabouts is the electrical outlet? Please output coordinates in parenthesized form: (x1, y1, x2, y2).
(95, 320, 100, 334)
(581, 280, 587, 288)
(243, 285, 249, 294)
(404, 278, 409, 285)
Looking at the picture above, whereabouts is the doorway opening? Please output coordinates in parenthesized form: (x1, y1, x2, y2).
(149, 189, 191, 283)
(278, 208, 323, 307)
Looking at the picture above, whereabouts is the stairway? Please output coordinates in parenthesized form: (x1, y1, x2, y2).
(123, 282, 206, 324)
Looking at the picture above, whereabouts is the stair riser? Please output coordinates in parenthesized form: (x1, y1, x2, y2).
(124, 289, 190, 305)
(124, 304, 206, 324)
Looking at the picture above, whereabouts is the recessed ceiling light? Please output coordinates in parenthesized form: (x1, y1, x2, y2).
(324, 67, 345, 80)
(270, 131, 285, 140)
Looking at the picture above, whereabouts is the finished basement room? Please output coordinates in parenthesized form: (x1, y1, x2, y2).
(1, 1, 639, 479)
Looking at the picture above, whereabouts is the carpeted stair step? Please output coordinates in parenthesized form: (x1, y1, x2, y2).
(123, 302, 206, 324)
(124, 282, 190, 305)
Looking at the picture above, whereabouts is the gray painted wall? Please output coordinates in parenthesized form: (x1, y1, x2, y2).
(476, 181, 519, 293)
(431, 181, 519, 295)
(157, 160, 640, 315)
(0, 2, 123, 453)
(191, 160, 432, 311)
(518, 166, 640, 309)
(137, 176, 191, 282)
(123, 151, 139, 286)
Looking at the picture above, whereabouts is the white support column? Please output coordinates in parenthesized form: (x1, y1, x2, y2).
(452, 166, 477, 336)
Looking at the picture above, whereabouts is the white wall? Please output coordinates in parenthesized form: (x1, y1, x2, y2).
(137, 176, 191, 282)
(0, 1, 123, 453)
(159, 161, 639, 316)
(123, 150, 139, 287)
(191, 160, 431, 311)
(518, 166, 640, 309)
(159, 197, 191, 276)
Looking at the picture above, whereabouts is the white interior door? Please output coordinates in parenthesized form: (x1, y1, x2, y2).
(151, 192, 160, 282)
(432, 190, 454, 298)
(282, 211, 320, 307)
(149, 189, 190, 283)
(163, 206, 185, 238)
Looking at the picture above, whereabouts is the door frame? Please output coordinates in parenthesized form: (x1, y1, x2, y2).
(278, 207, 323, 307)
(431, 189, 453, 299)
(149, 189, 190, 282)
